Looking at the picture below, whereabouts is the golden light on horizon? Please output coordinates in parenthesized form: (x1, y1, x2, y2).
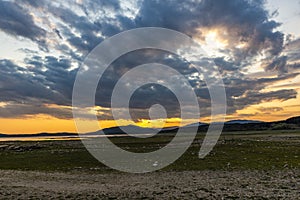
(0, 105, 299, 134)
(0, 79, 299, 134)
(0, 115, 77, 134)
(135, 118, 188, 128)
(136, 119, 167, 128)
(227, 93, 300, 122)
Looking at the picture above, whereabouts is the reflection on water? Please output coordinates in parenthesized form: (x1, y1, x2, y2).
(0, 136, 80, 142)
(0, 134, 151, 142)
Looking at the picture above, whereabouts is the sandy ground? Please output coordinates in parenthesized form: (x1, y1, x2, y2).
(0, 170, 299, 199)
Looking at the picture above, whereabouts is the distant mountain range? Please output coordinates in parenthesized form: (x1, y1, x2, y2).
(0, 116, 299, 138)
(224, 120, 263, 124)
(90, 125, 158, 135)
(0, 132, 78, 138)
(184, 122, 209, 127)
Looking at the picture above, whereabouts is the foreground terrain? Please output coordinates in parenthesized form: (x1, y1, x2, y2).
(0, 130, 299, 199)
(0, 169, 299, 199)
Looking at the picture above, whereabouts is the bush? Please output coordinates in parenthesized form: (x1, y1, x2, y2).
(270, 123, 295, 130)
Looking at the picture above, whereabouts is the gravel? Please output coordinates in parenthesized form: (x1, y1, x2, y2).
(0, 169, 299, 199)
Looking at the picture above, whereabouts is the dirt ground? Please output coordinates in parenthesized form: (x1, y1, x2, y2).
(0, 169, 299, 199)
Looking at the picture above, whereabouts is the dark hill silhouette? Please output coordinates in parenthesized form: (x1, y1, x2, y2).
(88, 125, 158, 135)
(286, 116, 300, 124)
(0, 132, 78, 138)
(225, 120, 263, 124)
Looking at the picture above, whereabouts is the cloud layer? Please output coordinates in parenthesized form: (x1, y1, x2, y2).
(0, 0, 299, 121)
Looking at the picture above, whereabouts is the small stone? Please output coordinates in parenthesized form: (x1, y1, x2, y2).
(153, 161, 159, 167)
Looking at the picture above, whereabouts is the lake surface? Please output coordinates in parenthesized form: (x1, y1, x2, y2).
(0, 134, 155, 142)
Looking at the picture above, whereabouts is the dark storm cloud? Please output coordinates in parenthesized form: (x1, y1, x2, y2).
(214, 57, 238, 72)
(0, 57, 80, 118)
(0, 59, 68, 105)
(93, 49, 299, 119)
(0, 0, 298, 120)
(42, 0, 130, 55)
(47, 6, 103, 52)
(260, 33, 300, 75)
(0, 103, 72, 119)
(129, 0, 297, 118)
(224, 73, 299, 114)
(25, 56, 77, 104)
(95, 50, 193, 110)
(10, 0, 124, 56)
(136, 0, 284, 60)
(0, 1, 46, 41)
(265, 56, 288, 74)
(230, 89, 297, 114)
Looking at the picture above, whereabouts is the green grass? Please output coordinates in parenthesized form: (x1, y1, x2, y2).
(0, 141, 104, 172)
(0, 131, 299, 172)
(166, 139, 300, 171)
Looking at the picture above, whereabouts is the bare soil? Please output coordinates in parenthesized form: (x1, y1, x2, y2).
(0, 169, 299, 199)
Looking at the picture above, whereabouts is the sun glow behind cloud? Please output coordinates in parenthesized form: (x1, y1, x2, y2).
(196, 28, 228, 57)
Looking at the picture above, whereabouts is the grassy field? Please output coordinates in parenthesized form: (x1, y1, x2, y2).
(0, 130, 299, 172)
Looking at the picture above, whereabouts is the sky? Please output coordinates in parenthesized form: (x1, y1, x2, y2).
(0, 0, 300, 134)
